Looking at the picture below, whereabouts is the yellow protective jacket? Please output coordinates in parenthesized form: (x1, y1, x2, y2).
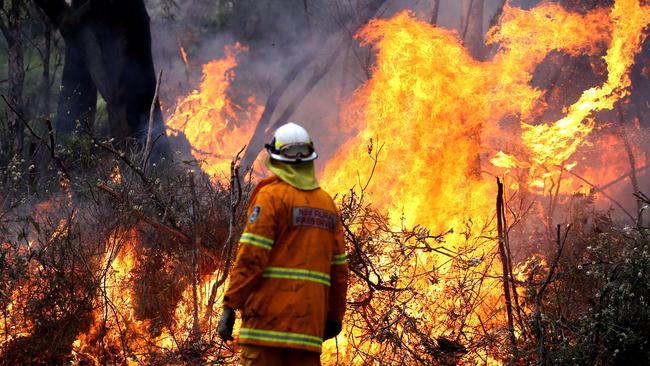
(223, 175, 349, 353)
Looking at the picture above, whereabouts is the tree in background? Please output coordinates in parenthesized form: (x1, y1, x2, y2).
(34, 0, 166, 146)
(0, 0, 25, 162)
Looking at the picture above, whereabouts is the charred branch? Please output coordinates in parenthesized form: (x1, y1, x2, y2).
(617, 104, 644, 225)
(496, 178, 517, 357)
(205, 148, 246, 324)
(562, 168, 636, 222)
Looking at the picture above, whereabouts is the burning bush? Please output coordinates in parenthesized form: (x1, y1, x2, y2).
(1, 0, 649, 365)
(0, 133, 251, 364)
(0, 134, 648, 365)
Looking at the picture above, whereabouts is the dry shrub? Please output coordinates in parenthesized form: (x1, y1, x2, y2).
(0, 135, 250, 364)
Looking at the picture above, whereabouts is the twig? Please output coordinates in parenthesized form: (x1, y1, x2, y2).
(503, 187, 526, 341)
(561, 168, 636, 222)
(205, 146, 246, 323)
(634, 191, 650, 205)
(617, 105, 643, 224)
(189, 170, 202, 342)
(600, 165, 648, 191)
(143, 69, 163, 171)
(533, 224, 571, 366)
(1, 95, 71, 181)
(96, 182, 217, 262)
(90, 134, 149, 185)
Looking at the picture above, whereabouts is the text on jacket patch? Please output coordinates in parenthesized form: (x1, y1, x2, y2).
(292, 207, 337, 231)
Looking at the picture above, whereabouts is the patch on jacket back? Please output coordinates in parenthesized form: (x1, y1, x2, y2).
(292, 207, 337, 231)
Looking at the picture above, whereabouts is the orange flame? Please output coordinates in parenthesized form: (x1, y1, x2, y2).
(320, 1, 623, 228)
(496, 0, 650, 189)
(71, 229, 232, 364)
(166, 44, 263, 178)
(38, 1, 643, 364)
(319, 0, 649, 363)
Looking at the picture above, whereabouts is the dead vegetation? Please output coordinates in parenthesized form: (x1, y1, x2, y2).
(0, 2, 648, 363)
(0, 124, 251, 364)
(0, 126, 648, 365)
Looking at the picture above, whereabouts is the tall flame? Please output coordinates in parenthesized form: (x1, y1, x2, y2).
(166, 44, 263, 177)
(323, 0, 649, 223)
(320, 0, 649, 363)
(520, 0, 650, 181)
(321, 2, 615, 230)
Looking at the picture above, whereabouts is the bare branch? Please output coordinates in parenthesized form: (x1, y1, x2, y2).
(96, 182, 217, 262)
(143, 68, 163, 171)
(562, 167, 636, 222)
(1, 94, 71, 181)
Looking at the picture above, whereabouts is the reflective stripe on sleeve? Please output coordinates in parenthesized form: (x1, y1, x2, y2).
(331, 253, 347, 265)
(239, 328, 322, 349)
(240, 232, 274, 250)
(262, 267, 331, 286)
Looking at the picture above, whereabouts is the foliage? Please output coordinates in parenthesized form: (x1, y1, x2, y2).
(539, 208, 650, 365)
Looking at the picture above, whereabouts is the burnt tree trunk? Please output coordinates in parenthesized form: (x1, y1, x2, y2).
(0, 0, 25, 161)
(39, 14, 53, 117)
(460, 0, 485, 177)
(461, 0, 486, 60)
(57, 22, 97, 135)
(35, 0, 166, 147)
(430, 0, 441, 25)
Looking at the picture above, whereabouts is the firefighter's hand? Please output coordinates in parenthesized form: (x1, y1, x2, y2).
(323, 320, 342, 340)
(217, 306, 236, 341)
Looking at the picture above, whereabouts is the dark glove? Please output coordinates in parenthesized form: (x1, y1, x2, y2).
(217, 306, 236, 341)
(323, 320, 342, 340)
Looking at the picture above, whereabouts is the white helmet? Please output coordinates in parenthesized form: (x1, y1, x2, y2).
(265, 122, 318, 163)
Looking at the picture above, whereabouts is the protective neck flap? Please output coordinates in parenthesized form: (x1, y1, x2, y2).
(265, 156, 319, 191)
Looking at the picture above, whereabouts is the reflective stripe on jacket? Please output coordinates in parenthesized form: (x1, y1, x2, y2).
(223, 175, 349, 353)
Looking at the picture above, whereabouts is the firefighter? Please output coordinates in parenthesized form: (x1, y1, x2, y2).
(217, 122, 349, 366)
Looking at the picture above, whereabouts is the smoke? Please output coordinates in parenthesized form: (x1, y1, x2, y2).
(146, 0, 505, 157)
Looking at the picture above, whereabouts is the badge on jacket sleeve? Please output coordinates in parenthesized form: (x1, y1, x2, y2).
(249, 206, 261, 223)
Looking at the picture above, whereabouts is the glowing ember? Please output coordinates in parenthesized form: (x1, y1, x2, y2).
(180, 46, 189, 66)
